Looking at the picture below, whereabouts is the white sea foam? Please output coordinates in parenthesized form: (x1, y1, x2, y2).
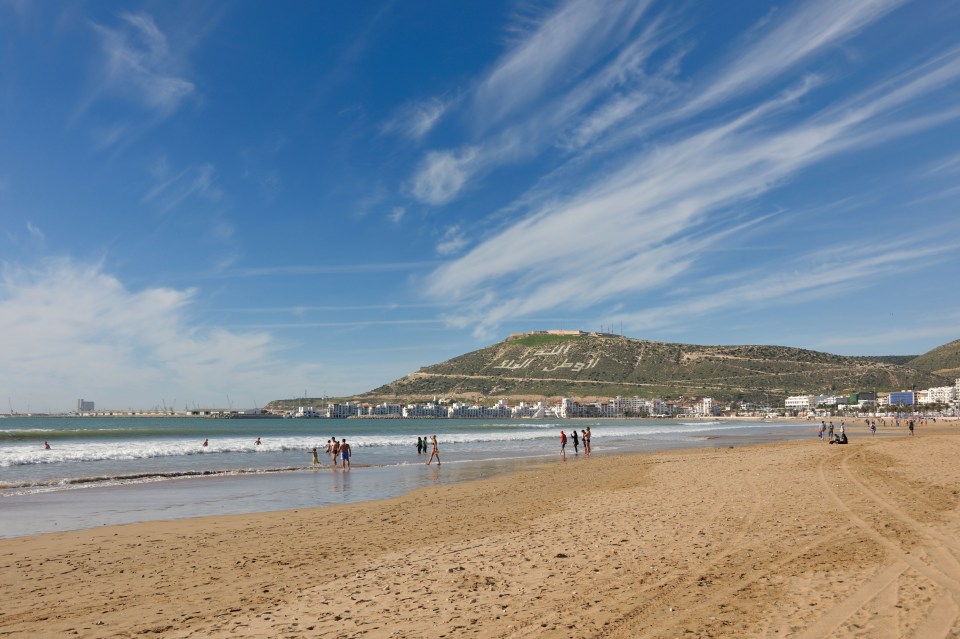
(0, 420, 796, 468)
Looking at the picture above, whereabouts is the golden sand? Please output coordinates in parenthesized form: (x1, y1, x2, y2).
(2, 423, 959, 638)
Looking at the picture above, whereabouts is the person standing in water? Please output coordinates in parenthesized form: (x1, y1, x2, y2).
(340, 439, 351, 469)
(571, 429, 579, 454)
(311, 447, 320, 466)
(330, 438, 340, 467)
(417, 436, 423, 455)
(584, 427, 592, 456)
(426, 435, 440, 465)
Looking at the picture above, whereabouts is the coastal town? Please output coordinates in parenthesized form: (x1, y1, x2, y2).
(54, 376, 960, 420)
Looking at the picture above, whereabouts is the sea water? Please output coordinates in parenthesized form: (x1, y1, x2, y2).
(0, 417, 811, 538)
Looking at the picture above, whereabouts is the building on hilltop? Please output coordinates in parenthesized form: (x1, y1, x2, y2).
(77, 399, 95, 413)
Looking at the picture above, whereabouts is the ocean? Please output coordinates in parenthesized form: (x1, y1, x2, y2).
(0, 416, 812, 538)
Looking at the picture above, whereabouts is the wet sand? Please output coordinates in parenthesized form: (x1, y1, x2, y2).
(1, 423, 958, 638)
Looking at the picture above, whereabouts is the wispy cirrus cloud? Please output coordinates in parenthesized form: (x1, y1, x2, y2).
(680, 0, 907, 117)
(613, 235, 960, 334)
(410, 148, 481, 205)
(143, 160, 222, 212)
(422, 31, 960, 336)
(436, 225, 467, 256)
(91, 12, 195, 117)
(472, 0, 654, 129)
(381, 97, 452, 140)
(407, 1, 671, 206)
(25, 221, 45, 240)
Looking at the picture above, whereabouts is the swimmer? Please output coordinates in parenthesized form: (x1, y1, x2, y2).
(202, 438, 209, 447)
(43, 441, 51, 450)
(255, 437, 262, 446)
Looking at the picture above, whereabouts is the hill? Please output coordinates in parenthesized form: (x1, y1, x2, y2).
(362, 332, 953, 403)
(908, 339, 960, 379)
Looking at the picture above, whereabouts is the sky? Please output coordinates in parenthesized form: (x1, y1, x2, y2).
(2, 0, 960, 413)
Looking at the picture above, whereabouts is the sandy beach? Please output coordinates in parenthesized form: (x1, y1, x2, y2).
(2, 423, 959, 638)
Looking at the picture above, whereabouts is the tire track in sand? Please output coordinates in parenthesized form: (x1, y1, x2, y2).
(593, 469, 786, 638)
(810, 449, 960, 638)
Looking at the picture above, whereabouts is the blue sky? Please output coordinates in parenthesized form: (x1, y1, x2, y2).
(2, 0, 960, 412)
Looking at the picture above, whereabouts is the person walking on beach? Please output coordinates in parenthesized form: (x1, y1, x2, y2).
(827, 423, 834, 441)
(571, 429, 579, 454)
(909, 420, 915, 436)
(340, 439, 351, 469)
(870, 422, 877, 437)
(818, 422, 825, 440)
(584, 427, 592, 456)
(311, 447, 320, 466)
(560, 430, 567, 458)
(426, 435, 440, 466)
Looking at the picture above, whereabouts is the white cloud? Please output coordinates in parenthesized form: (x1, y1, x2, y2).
(423, 45, 960, 334)
(388, 207, 405, 224)
(614, 236, 960, 333)
(0, 259, 321, 412)
(92, 12, 195, 117)
(25, 221, 44, 240)
(144, 162, 222, 211)
(381, 97, 450, 140)
(682, 0, 906, 116)
(473, 0, 653, 128)
(436, 225, 467, 256)
(410, 148, 480, 205)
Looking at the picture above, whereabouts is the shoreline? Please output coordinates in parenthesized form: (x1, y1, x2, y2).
(1, 420, 816, 539)
(2, 423, 958, 636)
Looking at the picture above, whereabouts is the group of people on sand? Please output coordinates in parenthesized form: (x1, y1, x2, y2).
(417, 435, 440, 465)
(818, 421, 848, 444)
(559, 426, 591, 458)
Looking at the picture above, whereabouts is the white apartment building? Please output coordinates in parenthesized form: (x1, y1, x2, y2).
(785, 395, 813, 411)
(651, 398, 670, 416)
(610, 396, 649, 417)
(369, 402, 403, 416)
(923, 386, 957, 404)
(511, 401, 545, 418)
(402, 403, 447, 418)
(694, 397, 719, 416)
(328, 402, 359, 418)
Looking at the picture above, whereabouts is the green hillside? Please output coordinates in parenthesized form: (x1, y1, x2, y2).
(908, 339, 960, 379)
(362, 332, 953, 403)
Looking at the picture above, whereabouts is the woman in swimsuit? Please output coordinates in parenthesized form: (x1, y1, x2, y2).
(427, 435, 440, 466)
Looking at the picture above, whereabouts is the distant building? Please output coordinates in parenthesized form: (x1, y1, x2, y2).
(77, 399, 95, 412)
(888, 391, 915, 406)
(785, 395, 813, 411)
